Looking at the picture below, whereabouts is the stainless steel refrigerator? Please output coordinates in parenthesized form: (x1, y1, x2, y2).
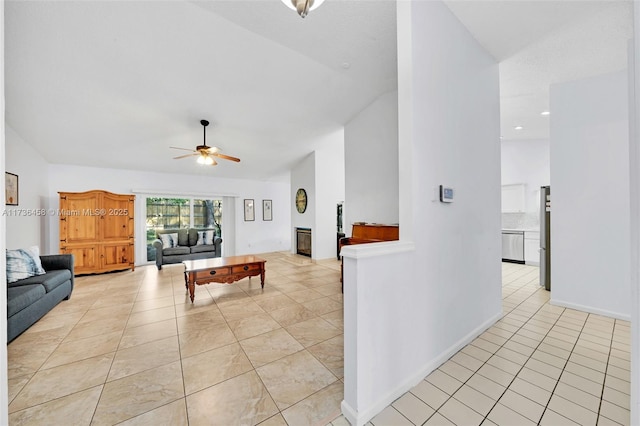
(540, 186, 551, 290)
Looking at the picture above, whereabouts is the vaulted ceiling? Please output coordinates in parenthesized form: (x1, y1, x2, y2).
(4, 1, 633, 181)
(446, 0, 633, 141)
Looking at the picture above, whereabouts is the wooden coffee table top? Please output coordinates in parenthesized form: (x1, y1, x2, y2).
(183, 255, 266, 272)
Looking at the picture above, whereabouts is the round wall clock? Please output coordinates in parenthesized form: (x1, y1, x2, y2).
(295, 188, 307, 213)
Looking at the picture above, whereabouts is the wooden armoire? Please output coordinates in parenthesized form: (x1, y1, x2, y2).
(59, 190, 135, 275)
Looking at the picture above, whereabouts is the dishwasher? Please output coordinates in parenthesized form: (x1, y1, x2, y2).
(502, 231, 525, 263)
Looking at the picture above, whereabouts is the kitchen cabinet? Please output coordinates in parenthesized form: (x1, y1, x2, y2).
(524, 230, 540, 265)
(59, 190, 135, 274)
(501, 184, 525, 213)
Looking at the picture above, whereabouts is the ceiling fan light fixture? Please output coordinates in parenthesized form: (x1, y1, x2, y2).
(281, 0, 325, 18)
(170, 119, 240, 166)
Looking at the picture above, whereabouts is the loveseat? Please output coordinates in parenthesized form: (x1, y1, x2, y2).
(7, 254, 74, 342)
(152, 228, 222, 270)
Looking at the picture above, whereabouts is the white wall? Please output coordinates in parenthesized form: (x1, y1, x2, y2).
(233, 180, 291, 256)
(1, 3, 9, 422)
(344, 90, 399, 232)
(314, 130, 345, 259)
(342, 2, 502, 424)
(47, 164, 291, 262)
(630, 14, 639, 424)
(4, 125, 49, 250)
(550, 71, 631, 320)
(501, 139, 550, 213)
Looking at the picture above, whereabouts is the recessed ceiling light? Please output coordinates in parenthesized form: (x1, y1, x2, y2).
(540, 111, 550, 116)
(514, 126, 524, 130)
(342, 62, 351, 69)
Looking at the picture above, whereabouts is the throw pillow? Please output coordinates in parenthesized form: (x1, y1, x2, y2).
(160, 233, 179, 248)
(6, 246, 46, 283)
(196, 230, 216, 246)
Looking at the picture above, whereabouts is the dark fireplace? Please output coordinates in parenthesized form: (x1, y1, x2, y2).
(296, 228, 312, 257)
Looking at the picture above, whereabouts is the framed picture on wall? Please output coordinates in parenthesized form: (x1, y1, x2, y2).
(5, 172, 18, 206)
(263, 199, 272, 221)
(244, 199, 255, 221)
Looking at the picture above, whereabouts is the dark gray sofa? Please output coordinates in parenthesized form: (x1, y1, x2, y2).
(152, 228, 222, 270)
(7, 254, 74, 342)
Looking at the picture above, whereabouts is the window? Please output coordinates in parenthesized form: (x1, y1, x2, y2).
(145, 197, 222, 261)
(193, 199, 222, 237)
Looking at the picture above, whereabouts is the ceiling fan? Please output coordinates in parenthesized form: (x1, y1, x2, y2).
(171, 120, 241, 166)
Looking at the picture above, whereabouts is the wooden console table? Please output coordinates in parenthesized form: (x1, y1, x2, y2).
(339, 223, 399, 291)
(183, 255, 266, 303)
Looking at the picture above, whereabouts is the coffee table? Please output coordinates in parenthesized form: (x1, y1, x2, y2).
(182, 255, 266, 302)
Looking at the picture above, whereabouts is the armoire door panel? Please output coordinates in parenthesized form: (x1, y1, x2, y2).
(101, 243, 133, 270)
(62, 246, 98, 273)
(102, 193, 134, 241)
(61, 194, 100, 243)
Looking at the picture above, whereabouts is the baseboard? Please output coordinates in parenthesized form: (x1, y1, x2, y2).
(341, 400, 359, 426)
(341, 310, 502, 426)
(550, 298, 631, 321)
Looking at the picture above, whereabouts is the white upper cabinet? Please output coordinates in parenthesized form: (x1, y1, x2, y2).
(501, 184, 526, 213)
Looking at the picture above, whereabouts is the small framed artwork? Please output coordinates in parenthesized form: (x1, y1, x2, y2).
(263, 199, 272, 221)
(244, 199, 255, 221)
(5, 172, 18, 206)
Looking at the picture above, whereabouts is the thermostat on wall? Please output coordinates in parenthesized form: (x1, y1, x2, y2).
(439, 185, 454, 203)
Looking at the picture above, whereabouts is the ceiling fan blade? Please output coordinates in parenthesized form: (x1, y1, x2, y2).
(212, 152, 241, 162)
(173, 153, 198, 159)
(170, 146, 196, 152)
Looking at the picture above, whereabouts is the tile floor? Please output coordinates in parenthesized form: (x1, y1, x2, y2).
(8, 252, 344, 425)
(338, 262, 631, 426)
(7, 255, 632, 425)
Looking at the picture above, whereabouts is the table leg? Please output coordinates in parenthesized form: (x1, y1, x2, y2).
(260, 267, 265, 288)
(188, 275, 196, 303)
(183, 271, 188, 289)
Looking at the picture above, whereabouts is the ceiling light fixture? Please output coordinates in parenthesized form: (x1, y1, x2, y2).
(541, 111, 550, 116)
(281, 0, 326, 18)
(197, 153, 215, 166)
(515, 126, 524, 130)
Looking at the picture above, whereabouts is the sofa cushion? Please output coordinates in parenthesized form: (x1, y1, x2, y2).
(7, 284, 46, 317)
(190, 244, 216, 254)
(195, 230, 216, 246)
(163, 246, 190, 256)
(188, 229, 199, 246)
(157, 229, 189, 246)
(6, 246, 46, 284)
(160, 233, 179, 248)
(9, 270, 72, 293)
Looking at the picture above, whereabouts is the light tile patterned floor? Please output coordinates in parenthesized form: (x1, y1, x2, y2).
(335, 262, 630, 426)
(8, 257, 631, 425)
(8, 252, 344, 425)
